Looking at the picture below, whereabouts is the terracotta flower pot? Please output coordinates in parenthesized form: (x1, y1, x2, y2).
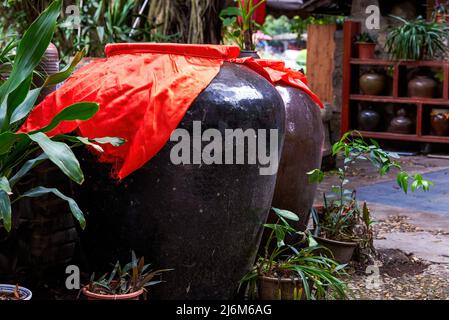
(314, 236, 358, 264)
(356, 42, 376, 59)
(257, 275, 307, 300)
(82, 287, 144, 300)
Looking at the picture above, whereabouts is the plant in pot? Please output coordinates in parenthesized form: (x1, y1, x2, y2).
(354, 32, 376, 59)
(307, 131, 433, 264)
(0, 0, 124, 299)
(220, 0, 267, 52)
(433, 0, 449, 24)
(385, 15, 449, 60)
(82, 251, 172, 300)
(241, 208, 348, 300)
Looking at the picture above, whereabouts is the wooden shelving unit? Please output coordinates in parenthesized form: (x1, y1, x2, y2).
(341, 20, 449, 144)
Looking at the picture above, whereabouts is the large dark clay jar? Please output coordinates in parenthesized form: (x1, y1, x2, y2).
(271, 85, 324, 231)
(76, 61, 285, 300)
(408, 75, 437, 98)
(359, 71, 386, 96)
(358, 105, 380, 131)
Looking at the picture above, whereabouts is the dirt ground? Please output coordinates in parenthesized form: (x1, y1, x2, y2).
(315, 155, 449, 300)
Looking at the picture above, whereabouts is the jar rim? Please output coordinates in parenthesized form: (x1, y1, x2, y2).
(105, 43, 241, 59)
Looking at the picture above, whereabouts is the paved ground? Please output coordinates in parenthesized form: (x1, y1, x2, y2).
(314, 155, 449, 300)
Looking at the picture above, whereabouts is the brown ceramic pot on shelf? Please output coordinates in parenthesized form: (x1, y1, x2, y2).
(359, 70, 386, 96)
(430, 108, 449, 136)
(408, 75, 437, 98)
(357, 105, 380, 131)
(388, 108, 414, 134)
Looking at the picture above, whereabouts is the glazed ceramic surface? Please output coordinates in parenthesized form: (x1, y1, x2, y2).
(0, 284, 32, 300)
(359, 71, 386, 96)
(408, 75, 437, 98)
(76, 61, 285, 300)
(271, 85, 324, 231)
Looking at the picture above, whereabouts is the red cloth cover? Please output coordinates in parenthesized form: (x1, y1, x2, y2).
(20, 43, 323, 180)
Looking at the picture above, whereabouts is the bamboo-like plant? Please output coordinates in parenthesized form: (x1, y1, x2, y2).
(0, 0, 124, 232)
(220, 0, 266, 50)
(241, 208, 348, 300)
(385, 15, 449, 60)
(307, 132, 433, 262)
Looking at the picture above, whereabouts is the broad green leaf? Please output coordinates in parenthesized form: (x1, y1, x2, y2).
(396, 171, 409, 194)
(308, 234, 319, 247)
(219, 6, 242, 18)
(28, 132, 84, 184)
(29, 102, 99, 134)
(0, 0, 62, 105)
(272, 207, 299, 221)
(0, 131, 19, 155)
(43, 50, 85, 87)
(9, 88, 42, 124)
(9, 153, 49, 187)
(0, 191, 12, 232)
(20, 186, 86, 229)
(92, 137, 126, 146)
(307, 169, 324, 184)
(0, 177, 11, 194)
(5, 76, 32, 124)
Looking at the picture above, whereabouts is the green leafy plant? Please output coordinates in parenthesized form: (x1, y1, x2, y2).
(86, 250, 173, 296)
(385, 15, 449, 60)
(0, 0, 124, 232)
(241, 208, 348, 300)
(220, 0, 267, 50)
(355, 32, 374, 43)
(307, 132, 432, 256)
(51, 0, 171, 61)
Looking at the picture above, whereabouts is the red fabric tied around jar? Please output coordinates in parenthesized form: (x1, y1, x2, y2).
(19, 43, 323, 180)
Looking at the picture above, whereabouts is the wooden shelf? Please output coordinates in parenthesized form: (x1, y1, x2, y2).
(341, 20, 449, 145)
(356, 131, 449, 143)
(350, 58, 447, 68)
(350, 95, 449, 105)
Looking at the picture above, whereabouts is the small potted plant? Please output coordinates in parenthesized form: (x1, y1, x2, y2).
(82, 251, 172, 300)
(385, 16, 449, 60)
(433, 0, 449, 24)
(220, 0, 267, 52)
(241, 208, 348, 300)
(354, 32, 376, 59)
(0, 284, 32, 300)
(307, 131, 433, 264)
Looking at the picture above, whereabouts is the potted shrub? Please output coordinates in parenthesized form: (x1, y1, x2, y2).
(307, 131, 433, 264)
(355, 32, 376, 59)
(82, 251, 172, 300)
(0, 284, 32, 300)
(241, 208, 348, 300)
(385, 16, 449, 60)
(0, 0, 123, 293)
(433, 0, 449, 24)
